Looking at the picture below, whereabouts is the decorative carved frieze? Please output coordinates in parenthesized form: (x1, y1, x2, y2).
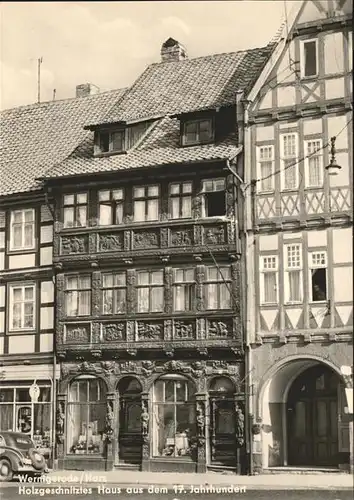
(65, 324, 90, 344)
(61, 235, 88, 255)
(164, 268, 173, 314)
(92, 271, 101, 316)
(196, 318, 206, 340)
(207, 319, 233, 339)
(56, 401, 65, 444)
(226, 190, 235, 217)
(203, 225, 225, 245)
(133, 230, 160, 249)
(194, 225, 203, 245)
(141, 400, 149, 443)
(98, 233, 123, 252)
(102, 322, 126, 342)
(136, 321, 163, 341)
(235, 402, 245, 447)
(173, 320, 195, 339)
(193, 196, 203, 219)
(170, 228, 193, 247)
(126, 321, 135, 342)
(164, 319, 173, 341)
(160, 228, 169, 248)
(105, 400, 114, 443)
(195, 265, 205, 312)
(126, 270, 136, 313)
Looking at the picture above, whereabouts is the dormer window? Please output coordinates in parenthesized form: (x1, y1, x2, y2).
(183, 118, 214, 146)
(98, 130, 125, 154)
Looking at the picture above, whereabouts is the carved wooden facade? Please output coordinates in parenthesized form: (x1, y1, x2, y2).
(52, 162, 246, 473)
(245, 0, 353, 473)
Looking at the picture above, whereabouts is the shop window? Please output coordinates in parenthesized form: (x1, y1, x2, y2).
(98, 188, 124, 225)
(67, 377, 107, 455)
(0, 385, 52, 454)
(201, 178, 226, 217)
(205, 266, 231, 310)
(63, 193, 88, 228)
(152, 376, 196, 458)
(309, 251, 327, 302)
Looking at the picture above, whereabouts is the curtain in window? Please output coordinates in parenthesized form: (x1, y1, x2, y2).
(308, 156, 321, 187)
(219, 283, 231, 309)
(284, 161, 297, 189)
(64, 207, 74, 228)
(151, 287, 164, 312)
(0, 405, 13, 431)
(134, 201, 145, 222)
(115, 204, 123, 224)
(288, 270, 301, 301)
(264, 272, 277, 303)
(171, 198, 180, 219)
(99, 205, 112, 225)
(138, 287, 149, 312)
(181, 197, 191, 218)
(76, 206, 87, 227)
(206, 284, 218, 309)
(174, 285, 185, 311)
(147, 199, 158, 221)
(78, 291, 91, 315)
(260, 162, 273, 191)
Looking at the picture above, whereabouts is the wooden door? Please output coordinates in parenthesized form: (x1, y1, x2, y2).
(210, 398, 236, 466)
(287, 365, 339, 467)
(118, 396, 142, 464)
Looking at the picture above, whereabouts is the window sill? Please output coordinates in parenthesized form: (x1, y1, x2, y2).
(260, 302, 279, 307)
(284, 302, 303, 306)
(8, 328, 36, 334)
(257, 190, 275, 195)
(7, 247, 36, 255)
(181, 139, 215, 148)
(309, 300, 328, 305)
(300, 74, 318, 82)
(304, 185, 324, 190)
(280, 188, 299, 193)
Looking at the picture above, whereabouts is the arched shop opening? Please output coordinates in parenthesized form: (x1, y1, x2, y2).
(116, 377, 142, 466)
(259, 358, 350, 469)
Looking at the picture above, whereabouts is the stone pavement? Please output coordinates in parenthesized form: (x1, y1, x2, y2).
(44, 469, 354, 490)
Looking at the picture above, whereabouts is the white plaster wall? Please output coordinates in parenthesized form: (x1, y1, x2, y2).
(41, 281, 54, 303)
(0, 312, 4, 333)
(0, 253, 4, 271)
(327, 115, 348, 150)
(303, 118, 322, 135)
(333, 266, 353, 302)
(0, 337, 3, 355)
(40, 333, 53, 352)
(0, 285, 5, 307)
(329, 152, 350, 187)
(259, 91, 272, 110)
(325, 78, 345, 100)
(308, 229, 327, 247)
(40, 306, 54, 330)
(333, 228, 353, 263)
(283, 231, 302, 241)
(324, 32, 344, 74)
(0, 231, 4, 249)
(40, 247, 53, 266)
(8, 335, 35, 354)
(9, 254, 35, 269)
(40, 225, 53, 244)
(259, 234, 278, 251)
(256, 125, 275, 141)
(1, 364, 57, 380)
(277, 86, 296, 108)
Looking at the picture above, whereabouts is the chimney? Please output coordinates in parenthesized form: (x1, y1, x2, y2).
(76, 83, 100, 98)
(161, 38, 187, 63)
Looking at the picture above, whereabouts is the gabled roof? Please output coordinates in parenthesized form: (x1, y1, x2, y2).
(86, 44, 277, 127)
(0, 88, 126, 197)
(42, 117, 242, 181)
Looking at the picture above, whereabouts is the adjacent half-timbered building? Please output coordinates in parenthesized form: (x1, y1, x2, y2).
(40, 39, 276, 473)
(244, 0, 353, 473)
(0, 85, 125, 466)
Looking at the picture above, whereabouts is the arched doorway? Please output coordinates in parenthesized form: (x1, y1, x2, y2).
(117, 377, 142, 465)
(208, 376, 237, 467)
(287, 364, 339, 466)
(259, 357, 350, 469)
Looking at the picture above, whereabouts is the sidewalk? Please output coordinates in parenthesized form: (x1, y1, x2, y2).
(45, 469, 354, 490)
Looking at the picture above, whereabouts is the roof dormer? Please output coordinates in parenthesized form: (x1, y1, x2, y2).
(94, 120, 154, 157)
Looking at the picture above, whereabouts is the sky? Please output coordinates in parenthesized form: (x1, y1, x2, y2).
(0, 1, 298, 110)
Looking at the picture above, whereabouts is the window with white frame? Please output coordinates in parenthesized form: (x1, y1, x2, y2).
(10, 209, 35, 251)
(201, 178, 226, 217)
(205, 266, 231, 309)
(284, 244, 302, 303)
(260, 256, 278, 304)
(304, 140, 323, 188)
(137, 270, 164, 313)
(309, 251, 327, 302)
(301, 39, 318, 78)
(257, 146, 274, 192)
(169, 182, 192, 219)
(349, 31, 352, 71)
(133, 185, 159, 222)
(98, 189, 124, 225)
(281, 134, 298, 190)
(63, 193, 88, 228)
(9, 284, 35, 331)
(65, 276, 91, 316)
(101, 272, 126, 314)
(173, 268, 195, 312)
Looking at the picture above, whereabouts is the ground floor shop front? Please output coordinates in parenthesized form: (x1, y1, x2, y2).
(56, 358, 247, 473)
(0, 363, 58, 466)
(250, 343, 353, 473)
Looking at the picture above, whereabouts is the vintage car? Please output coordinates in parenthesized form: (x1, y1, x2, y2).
(0, 432, 48, 481)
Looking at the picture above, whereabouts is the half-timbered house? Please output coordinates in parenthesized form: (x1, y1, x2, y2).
(244, 0, 353, 473)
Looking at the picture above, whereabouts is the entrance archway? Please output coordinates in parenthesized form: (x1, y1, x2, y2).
(259, 357, 350, 469)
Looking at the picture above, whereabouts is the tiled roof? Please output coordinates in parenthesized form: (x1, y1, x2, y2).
(87, 45, 276, 127)
(42, 117, 242, 180)
(0, 88, 126, 197)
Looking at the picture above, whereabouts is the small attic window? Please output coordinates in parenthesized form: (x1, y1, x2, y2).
(182, 118, 214, 146)
(96, 130, 125, 154)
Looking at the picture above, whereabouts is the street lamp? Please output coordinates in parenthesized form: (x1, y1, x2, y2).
(325, 136, 342, 176)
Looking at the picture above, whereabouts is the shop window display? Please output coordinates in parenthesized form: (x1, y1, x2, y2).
(67, 377, 107, 455)
(152, 376, 196, 458)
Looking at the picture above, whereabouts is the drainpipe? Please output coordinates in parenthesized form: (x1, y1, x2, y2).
(226, 95, 254, 475)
